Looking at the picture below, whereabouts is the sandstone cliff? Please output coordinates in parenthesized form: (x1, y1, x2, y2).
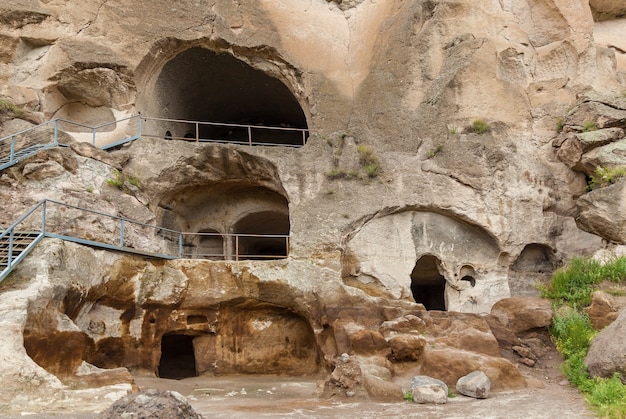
(1, 0, 625, 413)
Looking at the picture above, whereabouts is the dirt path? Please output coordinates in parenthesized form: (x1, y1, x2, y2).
(0, 369, 594, 418)
(129, 374, 593, 419)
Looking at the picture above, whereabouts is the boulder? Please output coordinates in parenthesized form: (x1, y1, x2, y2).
(456, 370, 491, 399)
(585, 291, 626, 330)
(362, 373, 403, 402)
(419, 347, 527, 391)
(22, 161, 65, 180)
(388, 334, 426, 362)
(321, 354, 364, 398)
(417, 311, 501, 357)
(585, 308, 626, 380)
(489, 298, 553, 335)
(410, 376, 448, 404)
(576, 180, 626, 244)
(99, 389, 202, 419)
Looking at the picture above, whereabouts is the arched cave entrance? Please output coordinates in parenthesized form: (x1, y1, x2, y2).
(232, 210, 290, 260)
(150, 47, 308, 145)
(194, 228, 224, 260)
(158, 334, 197, 379)
(513, 243, 555, 273)
(410, 255, 446, 311)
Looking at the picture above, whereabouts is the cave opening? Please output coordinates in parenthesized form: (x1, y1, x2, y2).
(410, 255, 446, 311)
(150, 47, 309, 146)
(158, 334, 197, 379)
(232, 210, 290, 259)
(194, 228, 224, 260)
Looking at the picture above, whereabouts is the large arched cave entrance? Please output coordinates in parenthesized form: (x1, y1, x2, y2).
(410, 254, 447, 311)
(146, 47, 308, 145)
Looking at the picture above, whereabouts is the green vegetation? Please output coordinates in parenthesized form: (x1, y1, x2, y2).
(0, 98, 22, 121)
(450, 127, 458, 135)
(471, 119, 489, 134)
(582, 120, 598, 133)
(447, 389, 457, 399)
(427, 144, 444, 159)
(106, 169, 142, 193)
(326, 168, 346, 179)
(85, 186, 94, 193)
(587, 166, 626, 191)
(556, 117, 564, 132)
(542, 256, 626, 418)
(403, 389, 413, 402)
(357, 145, 380, 178)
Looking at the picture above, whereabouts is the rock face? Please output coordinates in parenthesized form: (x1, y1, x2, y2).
(0, 0, 625, 413)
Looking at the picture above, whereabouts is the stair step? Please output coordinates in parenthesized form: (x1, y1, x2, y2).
(0, 143, 49, 165)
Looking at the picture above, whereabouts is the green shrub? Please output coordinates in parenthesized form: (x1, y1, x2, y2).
(540, 257, 626, 307)
(588, 166, 626, 190)
(556, 118, 564, 132)
(403, 390, 413, 402)
(427, 144, 444, 159)
(357, 145, 380, 177)
(106, 170, 125, 189)
(0, 99, 22, 120)
(106, 170, 142, 192)
(582, 120, 597, 132)
(327, 169, 346, 179)
(544, 256, 626, 418)
(471, 119, 489, 134)
(551, 309, 596, 359)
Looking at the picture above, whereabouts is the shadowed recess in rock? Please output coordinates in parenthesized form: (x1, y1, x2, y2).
(147, 47, 308, 145)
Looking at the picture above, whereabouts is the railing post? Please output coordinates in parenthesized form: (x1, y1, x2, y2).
(54, 120, 59, 146)
(302, 130, 306, 146)
(41, 200, 47, 234)
(286, 236, 289, 257)
(247, 126, 252, 146)
(178, 232, 183, 258)
(7, 229, 13, 269)
(195, 122, 199, 142)
(120, 219, 125, 247)
(92, 126, 97, 146)
(9, 135, 15, 163)
(235, 235, 239, 261)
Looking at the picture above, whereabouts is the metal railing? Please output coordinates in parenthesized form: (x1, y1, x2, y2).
(0, 114, 309, 170)
(0, 201, 46, 282)
(139, 116, 308, 147)
(0, 200, 290, 283)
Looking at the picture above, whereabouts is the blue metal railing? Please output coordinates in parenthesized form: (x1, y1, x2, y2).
(0, 115, 309, 171)
(0, 199, 290, 283)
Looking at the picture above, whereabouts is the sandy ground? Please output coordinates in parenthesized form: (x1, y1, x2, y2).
(0, 371, 594, 419)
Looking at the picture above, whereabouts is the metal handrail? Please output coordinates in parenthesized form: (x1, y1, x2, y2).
(0, 199, 290, 283)
(0, 114, 309, 170)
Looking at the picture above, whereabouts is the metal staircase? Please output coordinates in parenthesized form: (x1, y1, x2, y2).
(0, 231, 41, 271)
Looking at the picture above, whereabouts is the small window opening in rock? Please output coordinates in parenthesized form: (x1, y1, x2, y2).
(187, 315, 207, 325)
(461, 276, 476, 287)
(410, 255, 446, 311)
(158, 334, 196, 379)
(232, 210, 289, 260)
